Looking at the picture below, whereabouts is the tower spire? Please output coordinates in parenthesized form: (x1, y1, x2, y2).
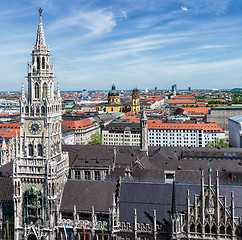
(171, 180, 178, 218)
(21, 82, 25, 100)
(1, 137, 6, 150)
(35, 8, 46, 50)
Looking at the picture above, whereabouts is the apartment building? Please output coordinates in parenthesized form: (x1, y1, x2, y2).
(148, 120, 225, 147)
(102, 121, 140, 146)
(62, 118, 100, 145)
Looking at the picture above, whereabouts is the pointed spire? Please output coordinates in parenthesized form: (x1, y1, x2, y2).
(35, 8, 46, 50)
(171, 180, 178, 218)
(142, 109, 147, 120)
(21, 82, 25, 100)
(57, 83, 61, 98)
(1, 137, 6, 150)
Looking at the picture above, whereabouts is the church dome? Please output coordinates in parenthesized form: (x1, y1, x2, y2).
(108, 84, 119, 96)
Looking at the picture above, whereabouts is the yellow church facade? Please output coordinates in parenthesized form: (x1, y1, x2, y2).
(96, 85, 140, 114)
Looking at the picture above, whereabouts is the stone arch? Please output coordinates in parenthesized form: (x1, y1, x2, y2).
(28, 234, 37, 240)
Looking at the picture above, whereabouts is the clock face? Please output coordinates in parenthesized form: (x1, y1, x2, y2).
(28, 120, 42, 135)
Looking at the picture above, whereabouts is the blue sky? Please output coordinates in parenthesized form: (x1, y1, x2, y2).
(1, 0, 242, 91)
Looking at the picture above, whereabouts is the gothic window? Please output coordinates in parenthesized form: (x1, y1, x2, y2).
(220, 226, 225, 234)
(190, 223, 195, 232)
(205, 224, 210, 233)
(38, 144, 43, 157)
(42, 57, 45, 69)
(35, 83, 39, 98)
(227, 226, 232, 235)
(36, 106, 39, 114)
(211, 225, 216, 234)
(197, 224, 202, 233)
(25, 106, 29, 113)
(43, 83, 47, 98)
(41, 106, 45, 115)
(29, 144, 33, 157)
(28, 234, 38, 240)
(37, 57, 40, 70)
(23, 186, 43, 224)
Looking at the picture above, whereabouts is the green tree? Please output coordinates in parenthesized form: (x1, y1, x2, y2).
(206, 138, 229, 148)
(88, 131, 104, 145)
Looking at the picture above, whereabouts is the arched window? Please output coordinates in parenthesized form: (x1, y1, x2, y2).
(220, 226, 225, 234)
(36, 106, 39, 114)
(43, 83, 47, 98)
(42, 57, 45, 69)
(211, 225, 216, 234)
(25, 106, 29, 113)
(205, 224, 210, 233)
(37, 57, 40, 70)
(190, 223, 195, 232)
(29, 144, 33, 156)
(38, 144, 43, 157)
(41, 106, 45, 115)
(35, 83, 39, 98)
(227, 226, 232, 235)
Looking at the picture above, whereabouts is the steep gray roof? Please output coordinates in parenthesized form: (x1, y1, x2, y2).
(60, 180, 116, 212)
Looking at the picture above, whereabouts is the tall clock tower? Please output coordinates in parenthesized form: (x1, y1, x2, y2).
(13, 9, 69, 240)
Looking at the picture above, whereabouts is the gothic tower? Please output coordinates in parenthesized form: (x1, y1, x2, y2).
(131, 88, 140, 113)
(140, 110, 148, 153)
(13, 9, 69, 240)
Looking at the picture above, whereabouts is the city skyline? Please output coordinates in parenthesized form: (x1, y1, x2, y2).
(1, 0, 242, 91)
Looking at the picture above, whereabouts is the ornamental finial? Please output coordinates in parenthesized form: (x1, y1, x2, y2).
(39, 8, 43, 17)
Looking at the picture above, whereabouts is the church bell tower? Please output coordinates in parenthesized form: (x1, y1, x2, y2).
(13, 9, 69, 240)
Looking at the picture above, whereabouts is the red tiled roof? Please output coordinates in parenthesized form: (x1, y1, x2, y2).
(169, 99, 195, 104)
(182, 107, 209, 115)
(0, 122, 20, 129)
(147, 120, 224, 132)
(120, 116, 140, 122)
(62, 118, 95, 129)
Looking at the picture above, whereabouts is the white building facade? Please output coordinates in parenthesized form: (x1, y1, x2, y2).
(229, 115, 242, 148)
(148, 121, 225, 147)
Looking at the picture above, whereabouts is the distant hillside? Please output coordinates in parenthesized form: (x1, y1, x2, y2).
(231, 88, 242, 91)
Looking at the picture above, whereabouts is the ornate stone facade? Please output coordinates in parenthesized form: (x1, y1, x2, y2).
(12, 9, 69, 240)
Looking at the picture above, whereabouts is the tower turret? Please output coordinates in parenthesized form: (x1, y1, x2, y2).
(131, 87, 140, 113)
(13, 9, 69, 240)
(140, 110, 148, 153)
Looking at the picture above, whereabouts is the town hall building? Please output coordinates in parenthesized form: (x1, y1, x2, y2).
(1, 8, 242, 240)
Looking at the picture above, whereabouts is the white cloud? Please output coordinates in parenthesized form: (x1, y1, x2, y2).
(49, 9, 116, 37)
(198, 45, 229, 49)
(182, 6, 188, 11)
